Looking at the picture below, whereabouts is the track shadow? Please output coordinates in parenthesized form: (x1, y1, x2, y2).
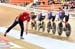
(29, 29, 74, 43)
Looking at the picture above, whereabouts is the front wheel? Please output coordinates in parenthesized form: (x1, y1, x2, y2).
(38, 23, 41, 31)
(65, 23, 71, 37)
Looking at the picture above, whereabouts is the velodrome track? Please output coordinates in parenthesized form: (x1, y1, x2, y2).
(0, 3, 75, 49)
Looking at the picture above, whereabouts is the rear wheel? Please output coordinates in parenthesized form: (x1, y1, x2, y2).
(38, 23, 41, 31)
(47, 21, 51, 33)
(52, 22, 56, 34)
(42, 22, 45, 32)
(31, 22, 37, 30)
(58, 27, 63, 36)
(31, 22, 34, 29)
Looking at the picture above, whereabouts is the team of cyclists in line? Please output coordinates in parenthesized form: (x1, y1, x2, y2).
(30, 7, 71, 37)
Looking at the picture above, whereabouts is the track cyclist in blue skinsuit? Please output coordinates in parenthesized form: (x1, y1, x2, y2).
(38, 12, 45, 31)
(47, 10, 56, 33)
(57, 8, 65, 27)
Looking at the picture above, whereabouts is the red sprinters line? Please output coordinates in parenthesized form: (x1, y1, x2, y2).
(0, 37, 10, 43)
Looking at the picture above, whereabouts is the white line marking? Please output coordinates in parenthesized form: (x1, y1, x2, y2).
(8, 42, 22, 48)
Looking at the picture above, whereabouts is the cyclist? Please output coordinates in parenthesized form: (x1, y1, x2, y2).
(63, 7, 69, 27)
(38, 12, 45, 23)
(38, 12, 45, 27)
(47, 10, 56, 23)
(56, 8, 65, 27)
(30, 12, 37, 24)
(30, 12, 37, 29)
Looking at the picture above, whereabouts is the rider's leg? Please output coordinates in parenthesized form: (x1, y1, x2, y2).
(30, 18, 33, 29)
(65, 15, 69, 26)
(38, 20, 41, 26)
(52, 16, 56, 23)
(59, 19, 63, 27)
(33, 19, 36, 25)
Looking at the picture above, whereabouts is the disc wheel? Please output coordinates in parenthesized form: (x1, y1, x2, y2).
(47, 21, 51, 33)
(52, 22, 56, 34)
